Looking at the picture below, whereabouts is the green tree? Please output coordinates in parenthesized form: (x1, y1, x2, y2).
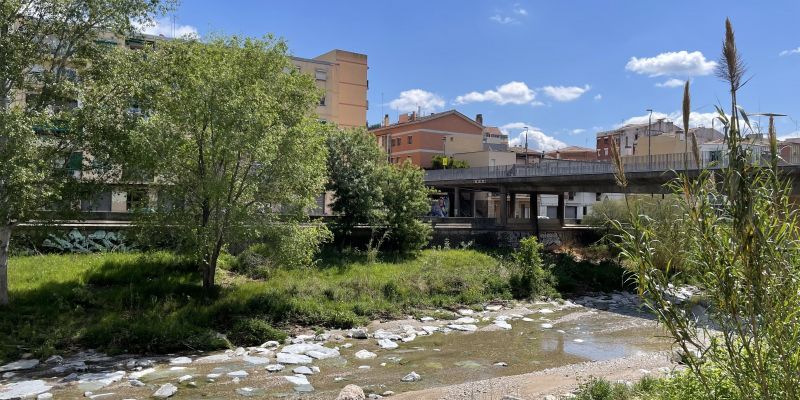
(84, 36, 328, 290)
(431, 155, 469, 169)
(325, 128, 386, 240)
(0, 0, 172, 305)
(382, 160, 432, 253)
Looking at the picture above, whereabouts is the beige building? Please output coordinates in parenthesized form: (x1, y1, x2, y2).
(291, 50, 368, 128)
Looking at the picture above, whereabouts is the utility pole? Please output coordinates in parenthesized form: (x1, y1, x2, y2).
(646, 109, 653, 169)
(442, 136, 447, 170)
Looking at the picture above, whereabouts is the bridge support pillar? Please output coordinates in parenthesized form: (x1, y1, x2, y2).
(557, 192, 565, 227)
(509, 193, 516, 219)
(499, 187, 508, 227)
(530, 192, 539, 236)
(453, 187, 461, 217)
(471, 191, 477, 218)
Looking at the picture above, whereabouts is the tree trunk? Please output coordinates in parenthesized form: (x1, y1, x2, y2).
(202, 259, 215, 290)
(0, 225, 11, 306)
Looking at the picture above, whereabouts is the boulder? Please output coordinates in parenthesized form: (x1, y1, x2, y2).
(285, 375, 310, 385)
(377, 339, 398, 350)
(168, 357, 191, 365)
(195, 354, 231, 363)
(493, 320, 512, 330)
(153, 383, 177, 398)
(292, 366, 313, 375)
(454, 317, 476, 324)
(349, 329, 369, 339)
(226, 370, 248, 378)
(265, 364, 285, 372)
(447, 324, 478, 332)
(242, 355, 270, 365)
(354, 350, 377, 360)
(277, 353, 313, 364)
(457, 309, 474, 316)
(0, 359, 39, 372)
(336, 384, 366, 400)
(372, 330, 402, 341)
(419, 316, 435, 322)
(0, 380, 51, 400)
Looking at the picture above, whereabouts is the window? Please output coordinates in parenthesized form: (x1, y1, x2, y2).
(319, 96, 326, 106)
(565, 206, 578, 219)
(596, 192, 602, 201)
(315, 69, 327, 81)
(407, 136, 413, 145)
(450, 137, 454, 141)
(604, 148, 609, 156)
(583, 206, 588, 216)
(568, 192, 575, 201)
(127, 189, 148, 211)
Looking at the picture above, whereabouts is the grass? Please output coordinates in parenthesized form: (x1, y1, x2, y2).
(571, 370, 733, 400)
(0, 249, 511, 361)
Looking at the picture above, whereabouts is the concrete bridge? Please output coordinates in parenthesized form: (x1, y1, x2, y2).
(424, 153, 800, 234)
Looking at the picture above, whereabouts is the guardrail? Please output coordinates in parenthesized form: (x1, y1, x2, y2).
(425, 152, 800, 182)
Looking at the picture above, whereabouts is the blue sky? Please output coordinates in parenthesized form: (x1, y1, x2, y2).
(142, 1, 800, 151)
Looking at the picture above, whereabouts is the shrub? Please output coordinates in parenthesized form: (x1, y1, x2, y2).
(508, 236, 557, 299)
(226, 318, 287, 346)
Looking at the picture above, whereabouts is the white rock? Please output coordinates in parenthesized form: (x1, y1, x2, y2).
(373, 330, 402, 341)
(44, 355, 63, 365)
(454, 317, 477, 324)
(311, 366, 320, 373)
(541, 323, 553, 329)
(206, 373, 222, 379)
(522, 317, 534, 322)
(401, 334, 416, 343)
(539, 309, 554, 314)
(355, 350, 377, 359)
(420, 316, 435, 322)
(285, 375, 310, 385)
(341, 343, 353, 349)
(153, 383, 178, 398)
(0, 359, 39, 372)
(293, 366, 313, 375)
(358, 365, 371, 369)
(234, 347, 247, 356)
(169, 357, 192, 365)
(242, 355, 270, 365)
(129, 379, 145, 387)
(265, 364, 285, 372)
(261, 341, 280, 348)
(485, 305, 503, 311)
(77, 371, 126, 390)
(421, 326, 438, 334)
(195, 354, 231, 363)
(349, 329, 369, 339)
(277, 352, 313, 364)
(128, 368, 155, 380)
(494, 362, 508, 367)
(37, 393, 53, 400)
(457, 309, 474, 316)
(177, 374, 193, 383)
(401, 371, 421, 382)
(307, 347, 340, 360)
(494, 320, 512, 330)
(378, 339, 399, 349)
(573, 339, 584, 343)
(447, 324, 478, 332)
(0, 380, 51, 400)
(236, 387, 258, 396)
(226, 370, 248, 378)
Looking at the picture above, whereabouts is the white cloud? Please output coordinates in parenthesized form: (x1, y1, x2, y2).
(455, 81, 537, 105)
(594, 94, 603, 101)
(779, 47, 800, 56)
(490, 14, 516, 24)
(655, 78, 686, 88)
(500, 123, 567, 152)
(388, 89, 445, 113)
(618, 111, 723, 130)
(625, 51, 717, 77)
(135, 17, 198, 38)
(540, 84, 591, 102)
(571, 128, 586, 135)
(514, 7, 528, 15)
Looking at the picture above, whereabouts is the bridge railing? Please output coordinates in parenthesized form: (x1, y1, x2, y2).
(425, 151, 800, 182)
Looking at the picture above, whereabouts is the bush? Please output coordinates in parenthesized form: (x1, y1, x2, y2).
(226, 318, 287, 346)
(547, 253, 632, 294)
(508, 236, 557, 299)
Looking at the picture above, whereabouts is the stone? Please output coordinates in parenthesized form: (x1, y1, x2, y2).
(311, 366, 320, 373)
(539, 308, 554, 314)
(377, 339, 399, 350)
(382, 391, 395, 396)
(307, 347, 340, 360)
(501, 396, 524, 400)
(341, 343, 353, 349)
(36, 393, 53, 400)
(281, 343, 319, 354)
(195, 354, 231, 363)
(234, 347, 247, 356)
(294, 384, 315, 393)
(494, 320, 512, 330)
(0, 359, 39, 372)
(129, 368, 155, 380)
(543, 396, 557, 400)
(242, 355, 270, 365)
(44, 355, 63, 364)
(454, 317, 477, 324)
(457, 309, 474, 316)
(177, 374, 193, 383)
(226, 370, 249, 378)
(420, 316, 435, 322)
(373, 330, 402, 341)
(265, 364, 285, 372)
(447, 324, 478, 332)
(401, 371, 421, 382)
(521, 317, 534, 322)
(494, 362, 508, 367)
(421, 326, 438, 334)
(236, 387, 260, 397)
(541, 323, 553, 329)
(232, 377, 240, 384)
(206, 373, 222, 379)
(358, 365, 371, 369)
(169, 357, 192, 365)
(349, 329, 369, 339)
(485, 305, 503, 311)
(76, 371, 126, 391)
(153, 383, 178, 398)
(88, 394, 114, 399)
(293, 366, 313, 375)
(336, 384, 366, 400)
(277, 352, 313, 365)
(261, 340, 280, 348)
(129, 379, 145, 387)
(401, 334, 416, 343)
(0, 380, 51, 400)
(355, 350, 377, 360)
(573, 339, 584, 343)
(285, 375, 310, 385)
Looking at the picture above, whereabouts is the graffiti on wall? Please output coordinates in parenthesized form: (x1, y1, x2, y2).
(539, 231, 563, 246)
(42, 229, 134, 253)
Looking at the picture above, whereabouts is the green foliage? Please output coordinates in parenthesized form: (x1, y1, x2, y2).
(235, 223, 333, 277)
(615, 20, 800, 399)
(325, 128, 387, 236)
(546, 253, 632, 294)
(431, 155, 469, 169)
(382, 161, 433, 253)
(226, 318, 287, 346)
(508, 236, 557, 299)
(83, 36, 328, 289)
(0, 249, 510, 359)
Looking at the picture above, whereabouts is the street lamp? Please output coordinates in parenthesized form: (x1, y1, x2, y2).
(646, 109, 653, 169)
(523, 126, 530, 165)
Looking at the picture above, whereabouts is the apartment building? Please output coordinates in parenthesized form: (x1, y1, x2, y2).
(596, 120, 722, 160)
(291, 50, 368, 128)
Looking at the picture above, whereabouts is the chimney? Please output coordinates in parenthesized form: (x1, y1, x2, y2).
(383, 114, 389, 127)
(398, 113, 409, 124)
(475, 114, 483, 125)
(410, 111, 417, 121)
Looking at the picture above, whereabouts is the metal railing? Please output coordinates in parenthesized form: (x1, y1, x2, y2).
(425, 152, 800, 182)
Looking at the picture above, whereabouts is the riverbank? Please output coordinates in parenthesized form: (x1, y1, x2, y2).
(0, 295, 675, 399)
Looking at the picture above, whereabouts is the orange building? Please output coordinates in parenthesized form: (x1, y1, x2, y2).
(370, 110, 492, 169)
